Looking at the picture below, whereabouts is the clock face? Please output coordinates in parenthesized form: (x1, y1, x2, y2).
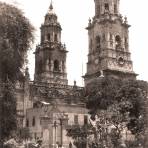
(118, 57, 125, 66)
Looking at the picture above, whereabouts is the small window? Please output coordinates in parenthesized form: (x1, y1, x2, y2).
(96, 36, 101, 50)
(54, 34, 58, 42)
(32, 116, 36, 127)
(26, 119, 29, 127)
(115, 35, 121, 49)
(54, 60, 59, 71)
(96, 36, 100, 45)
(47, 34, 51, 41)
(124, 37, 128, 49)
(84, 115, 88, 125)
(74, 115, 78, 125)
(104, 3, 109, 11)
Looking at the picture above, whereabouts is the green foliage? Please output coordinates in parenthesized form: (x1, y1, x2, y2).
(0, 3, 35, 147)
(85, 77, 123, 111)
(115, 80, 148, 137)
(85, 77, 148, 147)
(67, 125, 89, 148)
(0, 81, 17, 140)
(0, 2, 35, 82)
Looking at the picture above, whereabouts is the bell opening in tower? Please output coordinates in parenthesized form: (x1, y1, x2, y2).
(104, 3, 109, 11)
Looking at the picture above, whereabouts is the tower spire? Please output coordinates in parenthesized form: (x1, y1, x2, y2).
(49, 0, 53, 10)
(34, 0, 68, 85)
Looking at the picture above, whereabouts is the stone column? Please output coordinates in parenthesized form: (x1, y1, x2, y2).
(45, 59, 49, 71)
(42, 128, 50, 147)
(51, 60, 54, 71)
(40, 115, 51, 148)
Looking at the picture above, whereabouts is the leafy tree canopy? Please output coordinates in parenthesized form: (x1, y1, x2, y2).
(0, 2, 35, 82)
(84, 77, 148, 147)
(0, 80, 17, 140)
(0, 3, 35, 147)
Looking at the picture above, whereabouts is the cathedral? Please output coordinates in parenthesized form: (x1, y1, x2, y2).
(16, 0, 137, 147)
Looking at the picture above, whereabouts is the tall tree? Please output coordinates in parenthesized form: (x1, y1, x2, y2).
(85, 78, 148, 148)
(67, 78, 148, 148)
(0, 2, 34, 147)
(0, 2, 34, 82)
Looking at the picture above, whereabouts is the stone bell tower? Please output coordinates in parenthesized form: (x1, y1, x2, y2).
(34, 2, 68, 85)
(84, 0, 137, 85)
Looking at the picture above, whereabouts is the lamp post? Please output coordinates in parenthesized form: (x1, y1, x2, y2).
(57, 112, 68, 147)
(53, 121, 58, 147)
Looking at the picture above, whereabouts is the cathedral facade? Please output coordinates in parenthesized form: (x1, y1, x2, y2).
(16, 0, 137, 148)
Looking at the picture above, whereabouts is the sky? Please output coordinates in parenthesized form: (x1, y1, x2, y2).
(1, 0, 148, 86)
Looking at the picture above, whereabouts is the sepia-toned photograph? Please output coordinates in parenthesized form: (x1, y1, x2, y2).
(0, 0, 148, 148)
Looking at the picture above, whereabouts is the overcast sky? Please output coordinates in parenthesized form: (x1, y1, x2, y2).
(1, 0, 148, 86)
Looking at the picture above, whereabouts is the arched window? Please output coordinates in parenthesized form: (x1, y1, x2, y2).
(115, 35, 121, 49)
(47, 33, 51, 41)
(32, 117, 35, 127)
(96, 36, 101, 50)
(54, 34, 58, 42)
(84, 115, 88, 125)
(104, 3, 109, 11)
(124, 37, 128, 49)
(54, 60, 59, 71)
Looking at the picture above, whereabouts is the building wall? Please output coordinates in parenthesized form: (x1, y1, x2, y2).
(26, 103, 88, 147)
